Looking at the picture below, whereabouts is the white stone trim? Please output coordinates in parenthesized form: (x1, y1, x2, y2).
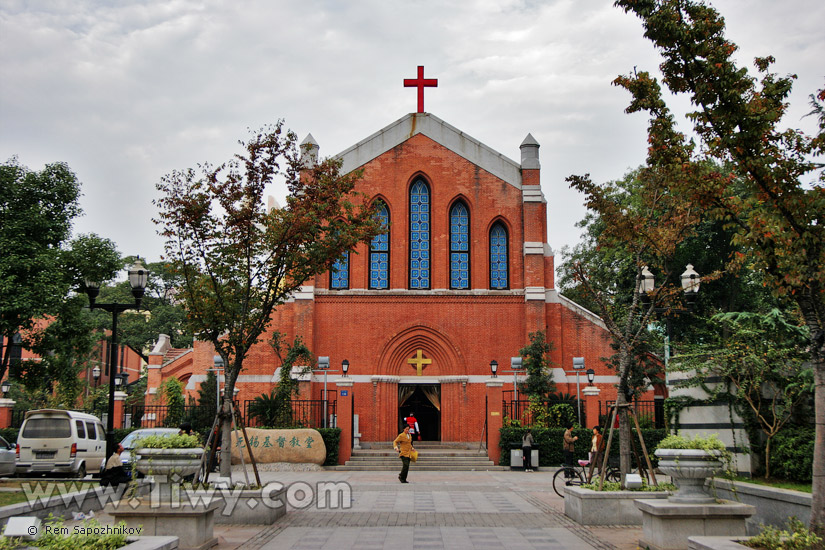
(522, 185, 545, 203)
(523, 242, 545, 255)
(291, 285, 315, 300)
(334, 113, 522, 189)
(525, 287, 546, 301)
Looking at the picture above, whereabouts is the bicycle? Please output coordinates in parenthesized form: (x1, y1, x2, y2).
(552, 459, 621, 498)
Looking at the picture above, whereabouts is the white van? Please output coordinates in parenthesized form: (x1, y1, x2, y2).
(15, 410, 106, 478)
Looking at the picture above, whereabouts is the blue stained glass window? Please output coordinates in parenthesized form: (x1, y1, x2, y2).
(331, 252, 349, 289)
(369, 201, 390, 289)
(490, 223, 508, 289)
(409, 180, 430, 289)
(450, 202, 470, 289)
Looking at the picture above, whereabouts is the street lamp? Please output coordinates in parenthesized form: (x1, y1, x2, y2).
(1, 380, 10, 398)
(313, 357, 340, 428)
(342, 359, 349, 377)
(567, 357, 586, 425)
(84, 258, 148, 459)
(490, 360, 498, 378)
(638, 264, 702, 426)
(92, 365, 101, 387)
(586, 368, 595, 386)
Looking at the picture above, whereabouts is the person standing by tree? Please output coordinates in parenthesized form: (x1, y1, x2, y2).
(393, 425, 415, 483)
(563, 423, 578, 481)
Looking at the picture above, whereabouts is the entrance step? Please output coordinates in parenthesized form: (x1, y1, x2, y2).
(336, 442, 509, 471)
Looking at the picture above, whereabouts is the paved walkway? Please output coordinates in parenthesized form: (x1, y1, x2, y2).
(218, 469, 643, 550)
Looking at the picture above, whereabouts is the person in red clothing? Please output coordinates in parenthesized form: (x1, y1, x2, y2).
(404, 412, 421, 441)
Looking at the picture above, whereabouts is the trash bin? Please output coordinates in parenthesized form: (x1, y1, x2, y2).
(510, 448, 539, 470)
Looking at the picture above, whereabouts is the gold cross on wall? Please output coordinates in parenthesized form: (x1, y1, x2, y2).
(407, 349, 432, 376)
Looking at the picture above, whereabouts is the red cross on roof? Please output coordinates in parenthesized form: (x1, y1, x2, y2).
(404, 65, 438, 114)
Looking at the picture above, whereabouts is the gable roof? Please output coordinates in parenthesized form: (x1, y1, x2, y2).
(334, 113, 523, 189)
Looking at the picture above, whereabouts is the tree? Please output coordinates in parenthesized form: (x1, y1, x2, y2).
(614, 0, 825, 531)
(518, 331, 556, 398)
(1, 158, 81, 383)
(565, 166, 702, 485)
(673, 309, 812, 479)
(154, 121, 383, 475)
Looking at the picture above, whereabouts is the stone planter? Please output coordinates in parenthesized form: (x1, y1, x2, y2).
(564, 485, 670, 525)
(688, 535, 752, 549)
(655, 448, 724, 504)
(136, 447, 204, 479)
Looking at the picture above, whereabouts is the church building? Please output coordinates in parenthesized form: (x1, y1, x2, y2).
(146, 69, 661, 464)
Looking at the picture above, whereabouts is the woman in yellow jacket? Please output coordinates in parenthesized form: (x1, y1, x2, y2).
(393, 425, 416, 483)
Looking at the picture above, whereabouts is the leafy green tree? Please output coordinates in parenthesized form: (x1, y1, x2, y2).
(1, 158, 81, 382)
(614, 0, 825, 530)
(674, 310, 812, 479)
(518, 331, 556, 398)
(565, 164, 702, 484)
(153, 121, 384, 475)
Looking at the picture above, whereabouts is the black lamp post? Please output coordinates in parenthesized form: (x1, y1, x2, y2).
(490, 360, 498, 378)
(342, 359, 349, 377)
(586, 368, 595, 386)
(92, 365, 101, 388)
(1, 380, 10, 398)
(84, 258, 148, 459)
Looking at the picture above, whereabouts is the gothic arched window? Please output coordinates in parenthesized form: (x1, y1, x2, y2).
(409, 179, 431, 289)
(490, 222, 509, 289)
(330, 251, 349, 289)
(369, 201, 390, 289)
(449, 201, 470, 289)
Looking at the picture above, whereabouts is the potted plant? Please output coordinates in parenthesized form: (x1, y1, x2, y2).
(654, 432, 727, 504)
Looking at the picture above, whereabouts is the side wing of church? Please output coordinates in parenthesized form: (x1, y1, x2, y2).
(147, 112, 662, 463)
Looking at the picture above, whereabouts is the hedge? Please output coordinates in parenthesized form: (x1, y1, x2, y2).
(499, 426, 668, 467)
(317, 428, 341, 466)
(0, 428, 18, 444)
(769, 426, 814, 483)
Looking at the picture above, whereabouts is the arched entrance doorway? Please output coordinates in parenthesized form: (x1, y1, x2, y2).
(398, 384, 440, 441)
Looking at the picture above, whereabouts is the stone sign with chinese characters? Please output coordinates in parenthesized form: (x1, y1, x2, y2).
(230, 428, 326, 465)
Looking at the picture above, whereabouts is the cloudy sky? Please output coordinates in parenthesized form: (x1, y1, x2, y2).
(2, 0, 822, 269)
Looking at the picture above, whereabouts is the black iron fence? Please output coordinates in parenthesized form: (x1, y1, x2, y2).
(243, 399, 337, 429)
(601, 399, 664, 429)
(129, 399, 337, 431)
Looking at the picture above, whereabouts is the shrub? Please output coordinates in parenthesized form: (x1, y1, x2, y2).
(769, 426, 814, 483)
(656, 432, 725, 451)
(0, 428, 18, 444)
(317, 427, 340, 466)
(498, 426, 667, 467)
(744, 517, 822, 550)
(136, 433, 201, 449)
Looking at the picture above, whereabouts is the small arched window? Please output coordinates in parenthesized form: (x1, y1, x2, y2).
(449, 201, 470, 289)
(409, 179, 431, 289)
(369, 201, 390, 289)
(330, 251, 349, 289)
(490, 222, 509, 289)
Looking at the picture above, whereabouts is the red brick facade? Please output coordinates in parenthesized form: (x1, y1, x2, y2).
(149, 113, 660, 459)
